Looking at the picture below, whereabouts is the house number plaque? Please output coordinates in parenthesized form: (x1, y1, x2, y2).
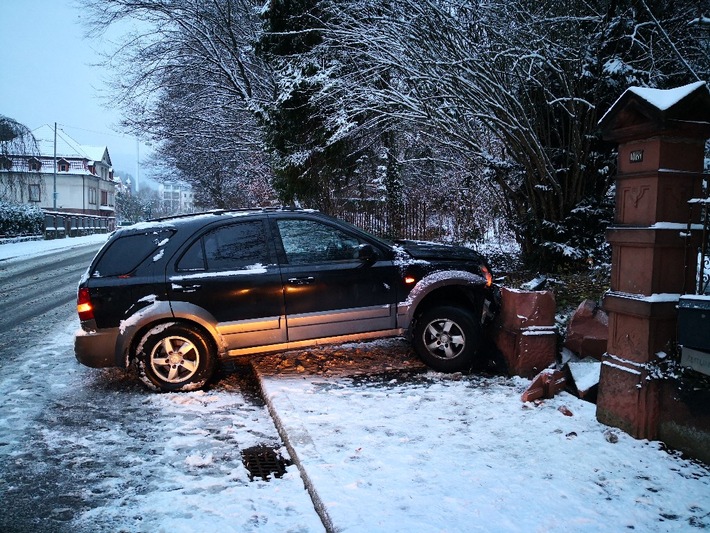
(629, 149, 644, 163)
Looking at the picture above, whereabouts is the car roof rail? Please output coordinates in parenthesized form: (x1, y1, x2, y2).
(146, 205, 310, 223)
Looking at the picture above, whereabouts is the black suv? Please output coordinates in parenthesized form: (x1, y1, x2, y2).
(75, 208, 498, 391)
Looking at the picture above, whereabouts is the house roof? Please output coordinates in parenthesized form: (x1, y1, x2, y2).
(31, 124, 112, 167)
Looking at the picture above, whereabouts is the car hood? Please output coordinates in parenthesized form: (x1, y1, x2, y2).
(394, 240, 484, 262)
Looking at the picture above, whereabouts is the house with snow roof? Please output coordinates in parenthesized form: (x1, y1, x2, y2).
(0, 124, 117, 218)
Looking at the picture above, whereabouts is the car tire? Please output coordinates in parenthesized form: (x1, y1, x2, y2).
(413, 306, 480, 372)
(136, 322, 216, 392)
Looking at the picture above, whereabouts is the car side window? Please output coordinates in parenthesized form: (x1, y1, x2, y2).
(277, 219, 363, 264)
(177, 238, 205, 271)
(177, 221, 269, 272)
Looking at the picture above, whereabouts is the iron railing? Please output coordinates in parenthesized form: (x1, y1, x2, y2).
(687, 198, 710, 295)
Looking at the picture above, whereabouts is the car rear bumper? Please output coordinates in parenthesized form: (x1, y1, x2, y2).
(74, 327, 120, 368)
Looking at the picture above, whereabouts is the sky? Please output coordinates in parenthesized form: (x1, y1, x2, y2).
(0, 0, 153, 188)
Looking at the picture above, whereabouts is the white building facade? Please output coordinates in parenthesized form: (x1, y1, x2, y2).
(0, 124, 116, 217)
(158, 182, 194, 214)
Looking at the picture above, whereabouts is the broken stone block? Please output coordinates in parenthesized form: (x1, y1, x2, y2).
(498, 288, 557, 330)
(560, 347, 577, 366)
(564, 299, 609, 360)
(566, 357, 601, 402)
(496, 326, 558, 378)
(558, 405, 574, 417)
(521, 368, 566, 402)
(495, 288, 558, 378)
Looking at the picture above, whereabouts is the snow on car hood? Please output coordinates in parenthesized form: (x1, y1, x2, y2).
(394, 239, 484, 262)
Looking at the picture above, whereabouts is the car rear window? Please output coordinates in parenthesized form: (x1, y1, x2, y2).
(92, 230, 174, 277)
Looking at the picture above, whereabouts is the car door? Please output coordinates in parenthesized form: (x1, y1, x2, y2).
(168, 219, 287, 350)
(272, 215, 400, 342)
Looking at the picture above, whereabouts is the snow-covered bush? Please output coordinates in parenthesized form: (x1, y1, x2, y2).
(518, 194, 614, 272)
(0, 201, 44, 237)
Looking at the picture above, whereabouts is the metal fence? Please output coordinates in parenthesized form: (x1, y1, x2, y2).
(328, 199, 433, 241)
(43, 211, 115, 239)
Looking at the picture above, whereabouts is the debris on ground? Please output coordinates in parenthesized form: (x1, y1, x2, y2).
(520, 274, 548, 291)
(566, 357, 602, 402)
(564, 299, 609, 360)
(521, 368, 567, 402)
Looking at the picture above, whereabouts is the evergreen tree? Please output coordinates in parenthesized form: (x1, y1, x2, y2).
(259, 0, 360, 209)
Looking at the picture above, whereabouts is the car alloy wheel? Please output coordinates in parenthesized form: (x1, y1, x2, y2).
(413, 306, 480, 372)
(136, 323, 216, 392)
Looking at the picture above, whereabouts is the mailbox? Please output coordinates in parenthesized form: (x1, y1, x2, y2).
(678, 295, 710, 350)
(678, 295, 710, 376)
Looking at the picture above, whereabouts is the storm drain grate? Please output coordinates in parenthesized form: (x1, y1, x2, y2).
(241, 445, 292, 481)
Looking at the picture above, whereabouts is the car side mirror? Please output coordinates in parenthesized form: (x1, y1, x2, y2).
(358, 244, 378, 266)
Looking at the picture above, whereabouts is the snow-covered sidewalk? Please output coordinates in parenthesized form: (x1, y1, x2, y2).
(254, 342, 710, 532)
(0, 233, 108, 263)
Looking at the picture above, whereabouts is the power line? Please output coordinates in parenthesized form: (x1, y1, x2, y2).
(57, 122, 134, 141)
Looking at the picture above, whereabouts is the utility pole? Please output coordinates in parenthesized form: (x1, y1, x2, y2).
(53, 122, 58, 209)
(135, 138, 140, 192)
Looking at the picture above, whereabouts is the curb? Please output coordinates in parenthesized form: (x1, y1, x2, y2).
(251, 364, 337, 533)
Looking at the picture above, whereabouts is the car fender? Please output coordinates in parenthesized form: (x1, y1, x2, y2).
(114, 299, 226, 367)
(115, 299, 174, 367)
(169, 301, 227, 354)
(396, 270, 488, 330)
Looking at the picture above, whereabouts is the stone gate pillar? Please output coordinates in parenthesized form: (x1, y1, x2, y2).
(596, 82, 710, 439)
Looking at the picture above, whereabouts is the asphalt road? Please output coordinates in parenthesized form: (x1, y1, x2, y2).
(0, 243, 99, 342)
(0, 241, 322, 533)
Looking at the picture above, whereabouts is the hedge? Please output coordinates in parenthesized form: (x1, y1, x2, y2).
(0, 201, 44, 237)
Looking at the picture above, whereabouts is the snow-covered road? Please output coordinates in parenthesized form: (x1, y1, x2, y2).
(0, 237, 324, 532)
(0, 306, 324, 532)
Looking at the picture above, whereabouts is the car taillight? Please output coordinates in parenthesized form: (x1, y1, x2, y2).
(77, 287, 94, 321)
(481, 266, 493, 287)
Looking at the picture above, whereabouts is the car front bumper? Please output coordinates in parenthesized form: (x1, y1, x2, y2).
(74, 327, 120, 368)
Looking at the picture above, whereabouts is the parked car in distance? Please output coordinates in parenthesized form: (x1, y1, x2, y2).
(75, 208, 499, 391)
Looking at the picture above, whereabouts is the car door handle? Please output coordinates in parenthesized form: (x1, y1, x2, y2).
(172, 283, 202, 293)
(287, 276, 315, 285)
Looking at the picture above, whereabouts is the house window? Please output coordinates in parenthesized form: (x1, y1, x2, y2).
(28, 158, 42, 171)
(28, 184, 41, 202)
(88, 188, 97, 205)
(101, 190, 109, 206)
(58, 160, 69, 172)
